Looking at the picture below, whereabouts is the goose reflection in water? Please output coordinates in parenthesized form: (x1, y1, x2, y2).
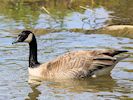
(26, 75, 117, 100)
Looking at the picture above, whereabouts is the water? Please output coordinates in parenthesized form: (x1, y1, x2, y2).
(0, 30, 133, 100)
(0, 0, 133, 100)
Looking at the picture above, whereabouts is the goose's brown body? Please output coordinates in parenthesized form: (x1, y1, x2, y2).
(28, 49, 128, 79)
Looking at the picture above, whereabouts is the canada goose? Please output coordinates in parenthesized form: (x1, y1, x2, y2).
(12, 30, 129, 79)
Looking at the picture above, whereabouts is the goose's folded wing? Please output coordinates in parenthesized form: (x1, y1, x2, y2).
(45, 50, 121, 78)
(46, 49, 127, 71)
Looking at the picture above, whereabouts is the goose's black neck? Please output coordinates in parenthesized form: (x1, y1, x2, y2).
(29, 35, 40, 68)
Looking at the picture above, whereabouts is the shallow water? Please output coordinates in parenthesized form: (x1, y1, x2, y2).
(0, 30, 133, 100)
(0, 0, 133, 100)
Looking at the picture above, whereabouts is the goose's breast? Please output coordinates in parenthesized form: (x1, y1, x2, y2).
(28, 67, 44, 78)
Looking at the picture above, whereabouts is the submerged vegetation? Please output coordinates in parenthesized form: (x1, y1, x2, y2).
(0, 0, 133, 38)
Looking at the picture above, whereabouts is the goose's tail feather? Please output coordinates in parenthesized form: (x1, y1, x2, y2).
(113, 50, 128, 56)
(102, 50, 128, 57)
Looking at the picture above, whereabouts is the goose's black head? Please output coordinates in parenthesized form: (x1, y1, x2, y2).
(12, 30, 34, 44)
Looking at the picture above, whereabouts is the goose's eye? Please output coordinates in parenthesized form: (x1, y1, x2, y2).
(19, 34, 27, 37)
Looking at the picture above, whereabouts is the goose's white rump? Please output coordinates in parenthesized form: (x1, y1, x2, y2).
(29, 49, 128, 79)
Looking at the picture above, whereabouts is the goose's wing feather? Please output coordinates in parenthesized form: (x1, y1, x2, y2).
(44, 49, 127, 78)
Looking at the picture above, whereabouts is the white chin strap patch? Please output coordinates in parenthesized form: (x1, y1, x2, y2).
(24, 33, 33, 43)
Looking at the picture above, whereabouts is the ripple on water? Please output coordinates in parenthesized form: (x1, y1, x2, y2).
(0, 31, 133, 99)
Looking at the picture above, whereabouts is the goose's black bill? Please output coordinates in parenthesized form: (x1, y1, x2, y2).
(12, 34, 26, 44)
(12, 40, 18, 44)
(12, 37, 22, 44)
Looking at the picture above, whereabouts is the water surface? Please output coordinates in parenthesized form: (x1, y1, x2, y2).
(0, 0, 133, 100)
(0, 31, 133, 100)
